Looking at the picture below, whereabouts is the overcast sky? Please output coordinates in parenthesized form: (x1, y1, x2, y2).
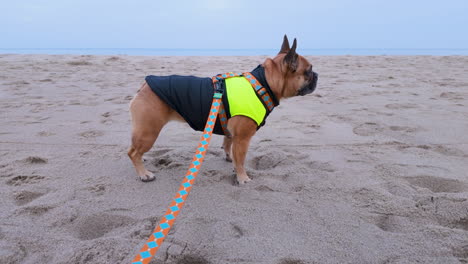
(1, 0, 467, 49)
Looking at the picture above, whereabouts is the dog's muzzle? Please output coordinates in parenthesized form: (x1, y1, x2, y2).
(298, 71, 318, 96)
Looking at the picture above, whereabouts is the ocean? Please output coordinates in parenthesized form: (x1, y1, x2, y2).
(1, 48, 467, 56)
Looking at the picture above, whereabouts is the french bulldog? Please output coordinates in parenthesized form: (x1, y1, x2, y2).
(128, 35, 318, 184)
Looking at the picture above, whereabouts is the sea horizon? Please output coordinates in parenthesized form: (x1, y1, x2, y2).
(1, 48, 468, 56)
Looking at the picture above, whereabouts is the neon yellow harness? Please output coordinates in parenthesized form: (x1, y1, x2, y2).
(213, 71, 276, 136)
(225, 77, 267, 126)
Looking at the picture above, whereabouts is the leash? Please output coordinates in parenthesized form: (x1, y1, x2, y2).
(131, 72, 275, 263)
(131, 77, 225, 264)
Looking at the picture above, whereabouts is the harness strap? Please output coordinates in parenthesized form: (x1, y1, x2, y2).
(242, 72, 275, 112)
(131, 89, 224, 264)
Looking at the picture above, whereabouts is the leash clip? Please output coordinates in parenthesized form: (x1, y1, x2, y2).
(214, 77, 225, 95)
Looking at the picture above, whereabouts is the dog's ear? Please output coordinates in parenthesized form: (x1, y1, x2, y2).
(279, 35, 290, 54)
(284, 38, 298, 71)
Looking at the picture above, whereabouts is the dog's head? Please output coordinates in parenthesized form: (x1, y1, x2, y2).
(263, 35, 318, 99)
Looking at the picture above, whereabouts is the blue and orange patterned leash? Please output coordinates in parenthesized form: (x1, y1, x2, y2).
(132, 72, 275, 263)
(131, 76, 225, 264)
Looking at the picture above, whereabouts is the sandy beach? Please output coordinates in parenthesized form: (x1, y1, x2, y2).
(0, 54, 467, 264)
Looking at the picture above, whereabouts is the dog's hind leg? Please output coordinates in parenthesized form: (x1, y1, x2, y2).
(128, 82, 174, 182)
(222, 136, 233, 162)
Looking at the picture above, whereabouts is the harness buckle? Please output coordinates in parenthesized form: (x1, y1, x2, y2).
(214, 78, 225, 95)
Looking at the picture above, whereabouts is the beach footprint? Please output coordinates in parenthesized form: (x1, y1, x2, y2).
(255, 184, 276, 192)
(413, 195, 468, 233)
(79, 130, 104, 138)
(432, 145, 466, 157)
(17, 205, 55, 217)
(151, 154, 184, 170)
(385, 103, 418, 110)
(277, 258, 306, 264)
(37, 131, 56, 137)
(174, 254, 212, 264)
(452, 244, 468, 262)
(251, 151, 295, 171)
(13, 190, 47, 206)
(399, 144, 466, 157)
(66, 238, 135, 264)
(158, 239, 192, 262)
(67, 60, 92, 66)
(389, 125, 420, 133)
(404, 175, 468, 193)
(201, 169, 236, 185)
(307, 161, 336, 173)
(100, 111, 114, 125)
(353, 122, 384, 136)
(369, 213, 411, 233)
(74, 213, 135, 240)
(440, 92, 464, 101)
(86, 184, 106, 196)
(0, 241, 27, 264)
(449, 218, 468, 231)
(22, 156, 48, 164)
(6, 175, 46, 186)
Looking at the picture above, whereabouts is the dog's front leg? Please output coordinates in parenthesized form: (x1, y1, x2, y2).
(227, 116, 257, 184)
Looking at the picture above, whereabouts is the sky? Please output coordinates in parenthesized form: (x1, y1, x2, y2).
(1, 0, 467, 50)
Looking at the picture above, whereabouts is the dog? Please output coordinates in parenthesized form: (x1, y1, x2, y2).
(128, 35, 318, 184)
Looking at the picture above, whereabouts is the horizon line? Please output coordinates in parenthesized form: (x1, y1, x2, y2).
(1, 47, 468, 50)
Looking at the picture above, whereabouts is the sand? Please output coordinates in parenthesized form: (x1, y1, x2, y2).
(0, 54, 467, 264)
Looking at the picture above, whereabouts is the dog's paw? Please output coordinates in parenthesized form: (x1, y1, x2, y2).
(225, 155, 233, 162)
(236, 176, 252, 185)
(139, 171, 155, 182)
